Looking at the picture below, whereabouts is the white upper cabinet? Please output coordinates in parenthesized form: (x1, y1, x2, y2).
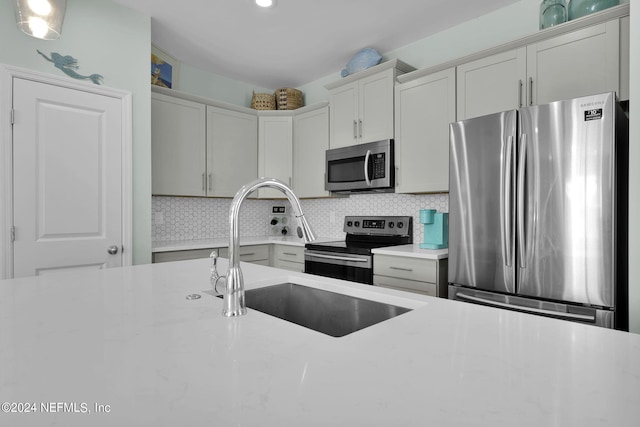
(152, 89, 257, 198)
(293, 105, 330, 198)
(152, 92, 206, 196)
(206, 106, 257, 197)
(395, 68, 456, 194)
(457, 19, 623, 120)
(258, 115, 293, 199)
(327, 82, 359, 149)
(526, 20, 620, 106)
(326, 60, 415, 149)
(457, 48, 527, 120)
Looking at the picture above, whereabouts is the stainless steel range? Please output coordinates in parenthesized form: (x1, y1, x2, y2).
(304, 216, 413, 285)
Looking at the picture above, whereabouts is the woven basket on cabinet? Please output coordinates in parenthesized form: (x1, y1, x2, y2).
(274, 88, 304, 110)
(251, 91, 276, 110)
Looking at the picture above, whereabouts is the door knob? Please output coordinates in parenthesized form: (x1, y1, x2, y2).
(107, 245, 119, 255)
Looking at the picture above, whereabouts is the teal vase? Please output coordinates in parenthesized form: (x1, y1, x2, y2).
(568, 0, 620, 20)
(539, 0, 567, 29)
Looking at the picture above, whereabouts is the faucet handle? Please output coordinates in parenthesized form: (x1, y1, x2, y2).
(210, 250, 225, 295)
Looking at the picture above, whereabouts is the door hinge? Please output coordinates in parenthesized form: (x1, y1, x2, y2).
(10, 226, 15, 242)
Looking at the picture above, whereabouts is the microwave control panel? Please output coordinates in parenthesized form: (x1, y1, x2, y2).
(371, 153, 386, 178)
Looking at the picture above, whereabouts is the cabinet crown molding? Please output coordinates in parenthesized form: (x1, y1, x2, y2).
(325, 59, 416, 90)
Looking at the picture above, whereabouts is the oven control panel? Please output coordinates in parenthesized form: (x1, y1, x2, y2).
(343, 216, 413, 236)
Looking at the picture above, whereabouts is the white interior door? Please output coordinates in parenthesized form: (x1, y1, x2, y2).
(12, 77, 124, 277)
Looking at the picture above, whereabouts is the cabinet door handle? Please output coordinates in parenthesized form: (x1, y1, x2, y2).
(518, 80, 523, 108)
(202, 173, 206, 191)
(353, 120, 358, 139)
(390, 266, 413, 272)
(528, 77, 534, 106)
(358, 119, 363, 138)
(208, 173, 212, 191)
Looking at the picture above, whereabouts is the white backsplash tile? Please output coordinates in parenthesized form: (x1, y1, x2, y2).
(152, 193, 448, 244)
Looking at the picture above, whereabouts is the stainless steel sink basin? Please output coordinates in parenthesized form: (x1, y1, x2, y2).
(223, 282, 411, 337)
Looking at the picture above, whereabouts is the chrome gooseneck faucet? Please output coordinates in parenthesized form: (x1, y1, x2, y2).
(222, 178, 316, 317)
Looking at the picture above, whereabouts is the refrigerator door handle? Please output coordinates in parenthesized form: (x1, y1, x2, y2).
(456, 293, 596, 322)
(502, 135, 514, 267)
(517, 133, 527, 269)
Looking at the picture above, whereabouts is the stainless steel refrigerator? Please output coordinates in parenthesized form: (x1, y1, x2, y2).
(448, 92, 628, 330)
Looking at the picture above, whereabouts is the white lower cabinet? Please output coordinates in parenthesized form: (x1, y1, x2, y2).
(272, 245, 305, 272)
(153, 248, 214, 263)
(217, 245, 271, 266)
(373, 254, 448, 298)
(153, 244, 270, 266)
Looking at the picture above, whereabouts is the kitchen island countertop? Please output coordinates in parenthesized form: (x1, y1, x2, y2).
(1, 259, 638, 426)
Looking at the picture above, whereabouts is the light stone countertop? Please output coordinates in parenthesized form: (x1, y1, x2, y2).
(1, 259, 638, 426)
(152, 235, 339, 253)
(372, 243, 449, 259)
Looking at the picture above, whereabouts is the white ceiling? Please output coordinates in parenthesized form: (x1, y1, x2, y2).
(112, 0, 518, 89)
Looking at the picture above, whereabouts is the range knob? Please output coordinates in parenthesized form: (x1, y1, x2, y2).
(354, 221, 360, 227)
(398, 221, 404, 229)
(388, 222, 395, 228)
(347, 221, 353, 227)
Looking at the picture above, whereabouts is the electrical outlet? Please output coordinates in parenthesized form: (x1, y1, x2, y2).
(154, 211, 164, 225)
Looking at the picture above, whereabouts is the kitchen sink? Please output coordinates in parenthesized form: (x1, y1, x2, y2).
(220, 282, 411, 337)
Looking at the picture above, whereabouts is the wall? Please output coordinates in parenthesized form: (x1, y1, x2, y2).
(0, 0, 152, 264)
(152, 193, 449, 245)
(177, 62, 272, 107)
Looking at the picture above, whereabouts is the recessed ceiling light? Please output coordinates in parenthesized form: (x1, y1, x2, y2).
(255, 0, 274, 8)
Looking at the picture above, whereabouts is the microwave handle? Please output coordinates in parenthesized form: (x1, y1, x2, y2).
(364, 149, 372, 186)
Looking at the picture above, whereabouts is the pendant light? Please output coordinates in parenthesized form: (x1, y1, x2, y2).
(14, 0, 67, 40)
(255, 0, 275, 8)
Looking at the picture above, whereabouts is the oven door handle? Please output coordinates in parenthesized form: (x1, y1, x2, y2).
(306, 252, 370, 263)
(364, 149, 372, 186)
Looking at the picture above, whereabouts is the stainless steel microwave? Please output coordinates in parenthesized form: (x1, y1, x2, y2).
(325, 139, 394, 193)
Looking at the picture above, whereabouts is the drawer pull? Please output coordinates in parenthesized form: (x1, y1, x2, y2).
(283, 252, 297, 256)
(390, 266, 413, 272)
(240, 252, 256, 256)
